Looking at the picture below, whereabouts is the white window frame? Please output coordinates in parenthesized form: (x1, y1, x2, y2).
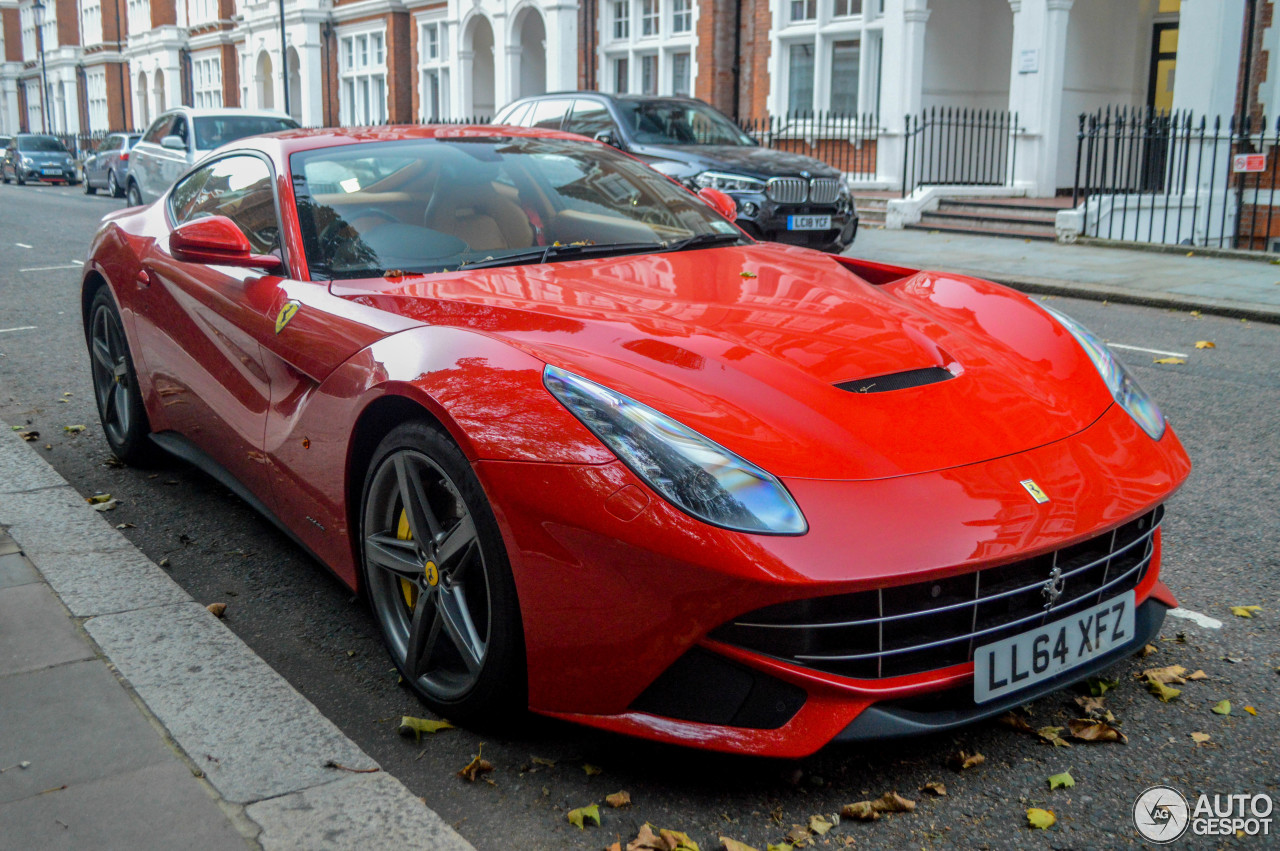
(338, 25, 389, 126)
(86, 68, 108, 131)
(191, 0, 218, 26)
(611, 0, 630, 41)
(192, 53, 223, 109)
(417, 16, 450, 121)
(601, 0, 696, 98)
(80, 0, 103, 48)
(671, 0, 691, 34)
(127, 0, 148, 39)
(640, 0, 658, 37)
(773, 0, 882, 120)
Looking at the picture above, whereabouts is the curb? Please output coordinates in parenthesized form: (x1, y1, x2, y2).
(0, 424, 476, 851)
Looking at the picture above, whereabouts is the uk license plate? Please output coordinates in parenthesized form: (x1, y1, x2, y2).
(787, 215, 831, 231)
(973, 591, 1135, 703)
(41, 168, 59, 175)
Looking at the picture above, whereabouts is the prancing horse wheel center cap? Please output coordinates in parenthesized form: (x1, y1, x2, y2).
(424, 561, 439, 587)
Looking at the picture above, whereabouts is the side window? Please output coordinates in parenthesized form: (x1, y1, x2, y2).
(564, 101, 617, 139)
(505, 102, 533, 127)
(170, 156, 280, 255)
(528, 98, 573, 130)
(171, 117, 190, 147)
(143, 116, 173, 144)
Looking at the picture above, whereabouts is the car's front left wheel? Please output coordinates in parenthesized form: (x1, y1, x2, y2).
(360, 421, 525, 726)
(88, 287, 156, 464)
(125, 181, 142, 207)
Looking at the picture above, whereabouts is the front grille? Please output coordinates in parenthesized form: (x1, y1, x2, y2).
(767, 177, 808, 204)
(809, 178, 841, 204)
(712, 506, 1163, 680)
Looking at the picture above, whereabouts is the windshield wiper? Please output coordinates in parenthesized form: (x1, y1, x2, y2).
(456, 241, 664, 271)
(662, 232, 745, 252)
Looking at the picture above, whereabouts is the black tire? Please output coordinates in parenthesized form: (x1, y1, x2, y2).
(87, 287, 158, 465)
(84, 177, 96, 195)
(2, 168, 9, 184)
(125, 180, 142, 207)
(108, 170, 122, 198)
(360, 420, 525, 726)
(16, 171, 24, 186)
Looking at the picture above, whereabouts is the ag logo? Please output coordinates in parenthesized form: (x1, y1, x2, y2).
(274, 300, 300, 334)
(1020, 479, 1050, 504)
(1133, 785, 1190, 843)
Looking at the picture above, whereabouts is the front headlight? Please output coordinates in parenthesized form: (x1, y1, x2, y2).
(694, 171, 766, 193)
(1044, 306, 1166, 440)
(544, 365, 807, 535)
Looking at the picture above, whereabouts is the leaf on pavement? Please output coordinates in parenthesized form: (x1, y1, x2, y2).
(1230, 605, 1263, 618)
(583, 763, 603, 776)
(63, 425, 86, 433)
(764, 845, 794, 851)
(1027, 808, 1056, 829)
(1194, 340, 1216, 349)
(1152, 357, 1186, 365)
(1087, 676, 1118, 696)
(1048, 771, 1075, 790)
(1068, 718, 1127, 743)
(841, 801, 880, 821)
(1212, 700, 1232, 715)
(997, 711, 1035, 734)
(808, 814, 833, 835)
(1074, 695, 1106, 715)
(1140, 665, 1188, 685)
(398, 716, 454, 741)
(18, 430, 38, 441)
(948, 750, 986, 770)
(1245, 705, 1258, 716)
(841, 792, 915, 821)
(1147, 679, 1182, 702)
(720, 838, 760, 851)
(1139, 643, 1159, 657)
(86, 493, 113, 504)
(457, 746, 494, 782)
(92, 499, 120, 512)
(115, 523, 135, 529)
(1037, 726, 1072, 748)
(1190, 732, 1211, 744)
(606, 791, 631, 808)
(784, 825, 811, 843)
(626, 824, 666, 851)
(1186, 670, 1209, 681)
(566, 803, 600, 829)
(921, 781, 947, 796)
(530, 756, 556, 767)
(205, 602, 227, 618)
(659, 828, 700, 851)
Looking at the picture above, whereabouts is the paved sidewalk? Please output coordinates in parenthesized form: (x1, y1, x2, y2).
(0, 428, 476, 851)
(849, 227, 1280, 323)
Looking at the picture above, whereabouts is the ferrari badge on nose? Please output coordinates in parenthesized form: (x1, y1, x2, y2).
(1020, 479, 1050, 504)
(275, 300, 301, 334)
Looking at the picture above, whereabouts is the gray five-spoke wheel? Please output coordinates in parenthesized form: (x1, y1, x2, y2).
(90, 303, 134, 447)
(363, 449, 492, 701)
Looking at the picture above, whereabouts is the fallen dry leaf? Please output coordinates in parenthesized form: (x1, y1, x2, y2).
(457, 746, 494, 782)
(808, 815, 833, 835)
(1069, 718, 1127, 743)
(1191, 732, 1211, 744)
(1048, 770, 1075, 790)
(18, 430, 38, 441)
(921, 781, 947, 796)
(86, 493, 113, 504)
(1027, 808, 1056, 829)
(841, 800, 880, 821)
(1186, 670, 1209, 681)
(583, 763, 603, 776)
(1087, 676, 1118, 696)
(626, 824, 666, 851)
(606, 790, 631, 808)
(92, 499, 121, 512)
(205, 602, 227, 618)
(1153, 357, 1186, 365)
(949, 750, 985, 770)
(530, 756, 555, 767)
(566, 803, 600, 829)
(1074, 695, 1107, 715)
(1139, 643, 1158, 657)
(1230, 605, 1263, 618)
(1147, 679, 1182, 702)
(1140, 664, 1189, 685)
(398, 716, 454, 740)
(719, 839, 760, 851)
(659, 828, 700, 851)
(841, 792, 915, 821)
(1194, 340, 1216, 349)
(998, 712, 1035, 734)
(1212, 700, 1232, 716)
(1037, 726, 1072, 748)
(1245, 706, 1258, 716)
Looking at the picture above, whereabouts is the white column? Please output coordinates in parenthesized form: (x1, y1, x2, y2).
(876, 0, 929, 185)
(0, 73, 19, 135)
(1172, 0, 1246, 121)
(298, 35, 324, 127)
(505, 42, 522, 101)
(1007, 0, 1073, 195)
(492, 10, 510, 112)
(458, 47, 474, 115)
(543, 1, 577, 92)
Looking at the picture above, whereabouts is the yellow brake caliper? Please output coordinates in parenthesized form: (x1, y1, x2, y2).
(396, 510, 417, 610)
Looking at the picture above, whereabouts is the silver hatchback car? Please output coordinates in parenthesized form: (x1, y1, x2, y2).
(126, 107, 299, 206)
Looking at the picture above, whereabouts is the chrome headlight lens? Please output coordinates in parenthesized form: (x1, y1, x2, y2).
(544, 365, 807, 535)
(694, 171, 766, 193)
(1044, 306, 1166, 440)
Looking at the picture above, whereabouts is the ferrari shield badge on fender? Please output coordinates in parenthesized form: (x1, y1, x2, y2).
(275, 300, 301, 334)
(1020, 479, 1050, 504)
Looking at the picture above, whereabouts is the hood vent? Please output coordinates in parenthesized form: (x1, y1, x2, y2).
(836, 366, 953, 394)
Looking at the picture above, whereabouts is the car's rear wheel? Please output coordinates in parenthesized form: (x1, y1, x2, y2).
(107, 170, 121, 198)
(125, 180, 141, 207)
(84, 176, 96, 195)
(88, 288, 156, 465)
(360, 421, 525, 725)
(16, 171, 24, 186)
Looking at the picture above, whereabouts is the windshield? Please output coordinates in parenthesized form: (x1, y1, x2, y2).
(18, 136, 68, 153)
(194, 115, 299, 151)
(290, 137, 743, 280)
(615, 101, 755, 147)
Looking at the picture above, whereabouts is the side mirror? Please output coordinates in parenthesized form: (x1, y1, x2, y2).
(170, 216, 283, 271)
(697, 187, 737, 223)
(161, 135, 187, 151)
(594, 131, 623, 150)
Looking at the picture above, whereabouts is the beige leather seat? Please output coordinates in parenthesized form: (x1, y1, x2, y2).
(422, 170, 533, 251)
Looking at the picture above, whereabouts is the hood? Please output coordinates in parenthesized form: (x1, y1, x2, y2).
(331, 244, 1114, 481)
(630, 144, 843, 182)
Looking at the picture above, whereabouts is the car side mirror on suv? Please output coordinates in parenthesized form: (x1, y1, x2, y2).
(594, 131, 623, 150)
(161, 135, 187, 151)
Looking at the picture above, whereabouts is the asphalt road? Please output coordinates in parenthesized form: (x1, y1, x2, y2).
(1, 182, 1276, 850)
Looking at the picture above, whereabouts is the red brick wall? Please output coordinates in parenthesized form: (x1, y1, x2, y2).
(387, 12, 412, 122)
(741, 0, 771, 121)
(3, 9, 22, 62)
(102, 0, 124, 42)
(1238, 0, 1274, 127)
(221, 43, 239, 107)
(151, 0, 176, 29)
(17, 83, 27, 132)
(56, 0, 80, 46)
(324, 26, 339, 125)
(577, 0, 599, 89)
(409, 18, 419, 119)
(694, 0, 739, 116)
(105, 61, 132, 128)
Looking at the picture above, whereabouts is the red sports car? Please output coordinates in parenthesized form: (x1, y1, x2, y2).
(82, 126, 1190, 757)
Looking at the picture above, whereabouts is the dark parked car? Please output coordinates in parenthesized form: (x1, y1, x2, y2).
(83, 132, 142, 197)
(2, 134, 78, 185)
(493, 93, 858, 251)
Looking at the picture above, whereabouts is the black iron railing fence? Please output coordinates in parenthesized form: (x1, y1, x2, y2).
(737, 111, 880, 179)
(1072, 107, 1280, 252)
(902, 108, 1019, 197)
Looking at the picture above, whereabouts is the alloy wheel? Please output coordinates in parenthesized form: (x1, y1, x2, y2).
(89, 303, 134, 447)
(126, 182, 141, 206)
(107, 171, 120, 197)
(362, 449, 492, 701)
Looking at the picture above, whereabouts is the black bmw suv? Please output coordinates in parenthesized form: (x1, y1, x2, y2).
(493, 93, 858, 252)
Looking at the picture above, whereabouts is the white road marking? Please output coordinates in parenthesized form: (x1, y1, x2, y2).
(1167, 607, 1223, 629)
(72, 259, 84, 266)
(14, 242, 31, 248)
(1108, 343, 1190, 359)
(0, 326, 37, 334)
(19, 264, 80, 273)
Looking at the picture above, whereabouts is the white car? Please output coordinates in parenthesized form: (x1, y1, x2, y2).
(126, 107, 299, 206)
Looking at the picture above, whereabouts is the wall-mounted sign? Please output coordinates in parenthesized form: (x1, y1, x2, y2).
(1233, 153, 1267, 173)
(1019, 49, 1039, 74)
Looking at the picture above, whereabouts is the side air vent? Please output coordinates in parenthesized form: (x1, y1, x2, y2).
(836, 366, 954, 394)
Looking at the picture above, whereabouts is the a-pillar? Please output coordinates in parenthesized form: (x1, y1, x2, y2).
(877, 0, 929, 186)
(1007, 0, 1073, 195)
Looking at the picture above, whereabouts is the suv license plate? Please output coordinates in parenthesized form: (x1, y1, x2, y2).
(787, 215, 831, 231)
(973, 591, 1135, 704)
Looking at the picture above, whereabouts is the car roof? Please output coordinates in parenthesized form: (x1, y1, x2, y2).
(231, 124, 610, 159)
(155, 106, 295, 120)
(508, 92, 705, 106)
